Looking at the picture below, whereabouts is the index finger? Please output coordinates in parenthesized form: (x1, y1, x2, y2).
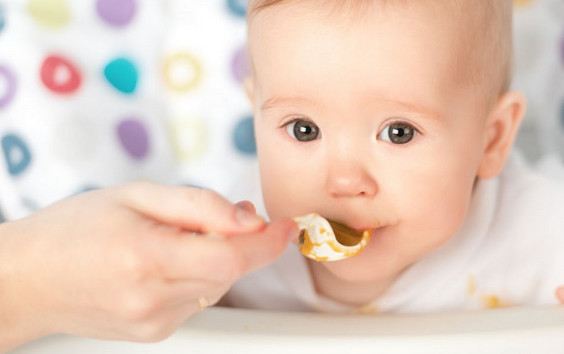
(157, 218, 298, 282)
(119, 181, 265, 234)
(227, 218, 298, 274)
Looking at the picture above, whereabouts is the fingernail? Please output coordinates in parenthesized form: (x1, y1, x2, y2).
(235, 207, 264, 228)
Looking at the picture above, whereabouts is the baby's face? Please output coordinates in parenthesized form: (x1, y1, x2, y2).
(247, 3, 492, 283)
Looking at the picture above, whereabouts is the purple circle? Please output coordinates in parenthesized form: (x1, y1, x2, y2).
(96, 0, 137, 27)
(0, 65, 17, 109)
(231, 45, 250, 84)
(116, 118, 150, 160)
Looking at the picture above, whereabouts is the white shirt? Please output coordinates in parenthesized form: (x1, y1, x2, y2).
(224, 153, 564, 313)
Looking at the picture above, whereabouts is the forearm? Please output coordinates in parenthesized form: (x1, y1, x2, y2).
(0, 221, 52, 352)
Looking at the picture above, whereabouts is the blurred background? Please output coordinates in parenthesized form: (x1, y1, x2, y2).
(0, 0, 563, 221)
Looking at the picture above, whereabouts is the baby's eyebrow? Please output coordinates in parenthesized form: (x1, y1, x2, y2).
(261, 95, 441, 120)
(260, 96, 314, 112)
(383, 99, 441, 120)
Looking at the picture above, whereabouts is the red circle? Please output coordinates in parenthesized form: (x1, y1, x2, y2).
(40, 55, 82, 94)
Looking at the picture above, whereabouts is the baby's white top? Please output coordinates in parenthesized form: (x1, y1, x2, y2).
(224, 153, 564, 313)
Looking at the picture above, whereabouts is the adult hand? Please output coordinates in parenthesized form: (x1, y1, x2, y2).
(0, 182, 297, 351)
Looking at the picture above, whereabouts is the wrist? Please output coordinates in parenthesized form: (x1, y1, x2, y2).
(0, 220, 55, 351)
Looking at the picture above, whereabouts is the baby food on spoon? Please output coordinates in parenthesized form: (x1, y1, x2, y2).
(293, 213, 371, 261)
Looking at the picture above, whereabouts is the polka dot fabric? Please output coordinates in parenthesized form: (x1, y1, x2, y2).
(0, 0, 562, 220)
(512, 0, 564, 160)
(0, 0, 254, 219)
(0, 4, 5, 33)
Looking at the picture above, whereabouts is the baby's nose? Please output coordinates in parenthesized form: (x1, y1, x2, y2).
(325, 162, 378, 199)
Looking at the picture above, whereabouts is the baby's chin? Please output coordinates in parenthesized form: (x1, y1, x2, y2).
(308, 237, 403, 284)
(319, 252, 399, 284)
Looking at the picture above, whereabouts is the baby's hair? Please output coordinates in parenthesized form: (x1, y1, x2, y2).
(247, 0, 513, 110)
(249, 0, 375, 17)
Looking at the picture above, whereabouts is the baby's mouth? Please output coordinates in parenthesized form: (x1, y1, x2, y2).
(326, 219, 367, 246)
(293, 213, 372, 262)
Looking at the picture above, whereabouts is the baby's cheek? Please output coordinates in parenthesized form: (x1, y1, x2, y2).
(413, 195, 469, 250)
(260, 171, 308, 219)
(415, 168, 473, 232)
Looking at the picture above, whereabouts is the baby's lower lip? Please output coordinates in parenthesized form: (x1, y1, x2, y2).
(366, 225, 387, 236)
(353, 225, 381, 232)
(348, 221, 383, 232)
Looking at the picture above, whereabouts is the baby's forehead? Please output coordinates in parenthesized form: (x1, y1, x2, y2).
(248, 0, 512, 109)
(249, 0, 488, 22)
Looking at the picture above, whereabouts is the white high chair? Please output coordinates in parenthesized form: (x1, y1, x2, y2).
(2, 2, 564, 353)
(13, 305, 564, 354)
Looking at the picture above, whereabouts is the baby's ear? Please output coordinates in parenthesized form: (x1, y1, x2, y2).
(243, 77, 255, 108)
(477, 91, 527, 179)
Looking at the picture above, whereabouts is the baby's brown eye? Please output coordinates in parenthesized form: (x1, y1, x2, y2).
(378, 122, 416, 144)
(286, 120, 320, 142)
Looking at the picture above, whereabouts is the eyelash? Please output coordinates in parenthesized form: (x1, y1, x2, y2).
(280, 117, 422, 143)
(281, 116, 313, 128)
(382, 119, 421, 133)
(281, 116, 314, 130)
(378, 119, 422, 142)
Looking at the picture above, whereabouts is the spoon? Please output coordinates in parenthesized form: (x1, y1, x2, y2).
(293, 213, 371, 262)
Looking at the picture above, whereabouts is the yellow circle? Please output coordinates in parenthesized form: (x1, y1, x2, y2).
(27, 0, 70, 29)
(163, 53, 203, 93)
(169, 117, 209, 161)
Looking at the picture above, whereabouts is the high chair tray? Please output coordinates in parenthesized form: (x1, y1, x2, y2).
(14, 305, 564, 354)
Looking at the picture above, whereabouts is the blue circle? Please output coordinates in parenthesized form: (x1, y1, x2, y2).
(1, 134, 32, 176)
(103, 57, 138, 94)
(233, 116, 256, 155)
(227, 0, 247, 18)
(0, 4, 5, 34)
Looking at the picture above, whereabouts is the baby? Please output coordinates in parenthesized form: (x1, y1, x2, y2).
(2, 0, 564, 350)
(222, 0, 564, 312)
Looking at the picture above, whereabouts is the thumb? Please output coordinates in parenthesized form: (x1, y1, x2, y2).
(119, 182, 265, 234)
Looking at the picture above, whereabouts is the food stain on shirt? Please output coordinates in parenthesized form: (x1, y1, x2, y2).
(356, 304, 380, 315)
(481, 294, 512, 309)
(467, 274, 477, 295)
